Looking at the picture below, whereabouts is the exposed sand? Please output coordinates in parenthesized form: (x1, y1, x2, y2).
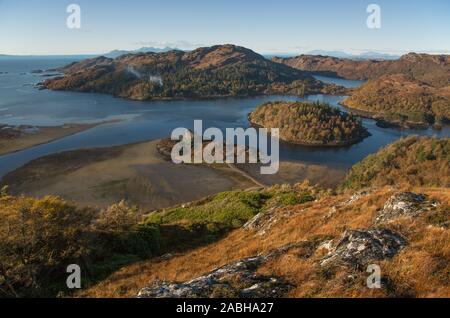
(1, 140, 257, 211)
(237, 161, 346, 189)
(0, 123, 100, 156)
(2, 138, 347, 211)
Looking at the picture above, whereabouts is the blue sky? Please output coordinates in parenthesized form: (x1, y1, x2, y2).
(1, 0, 449, 55)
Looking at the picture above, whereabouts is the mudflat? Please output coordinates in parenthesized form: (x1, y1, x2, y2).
(1, 139, 346, 211)
(1, 140, 258, 211)
(0, 123, 100, 155)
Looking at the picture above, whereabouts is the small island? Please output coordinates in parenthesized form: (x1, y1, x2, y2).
(248, 101, 369, 146)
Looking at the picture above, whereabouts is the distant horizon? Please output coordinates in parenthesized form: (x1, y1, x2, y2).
(1, 0, 449, 56)
(1, 45, 449, 58)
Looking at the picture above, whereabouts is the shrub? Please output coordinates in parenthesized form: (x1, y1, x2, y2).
(340, 136, 450, 190)
(0, 194, 161, 297)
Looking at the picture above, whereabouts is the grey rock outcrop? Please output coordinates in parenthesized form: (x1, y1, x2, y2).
(138, 255, 290, 298)
(320, 228, 407, 269)
(243, 206, 280, 236)
(375, 192, 432, 225)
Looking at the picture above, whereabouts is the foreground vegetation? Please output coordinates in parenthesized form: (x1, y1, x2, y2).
(82, 186, 450, 298)
(0, 184, 318, 297)
(249, 101, 369, 146)
(341, 136, 450, 190)
(1, 134, 448, 298)
(0, 194, 160, 297)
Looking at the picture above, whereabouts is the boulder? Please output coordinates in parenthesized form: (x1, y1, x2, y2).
(138, 256, 290, 298)
(375, 192, 431, 225)
(320, 228, 407, 269)
(243, 206, 280, 236)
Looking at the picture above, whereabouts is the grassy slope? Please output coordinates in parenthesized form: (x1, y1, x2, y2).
(81, 186, 450, 298)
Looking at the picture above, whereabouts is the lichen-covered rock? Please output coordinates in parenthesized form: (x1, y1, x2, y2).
(375, 192, 432, 225)
(243, 204, 305, 237)
(320, 228, 407, 269)
(138, 256, 290, 298)
(346, 190, 371, 204)
(243, 207, 280, 236)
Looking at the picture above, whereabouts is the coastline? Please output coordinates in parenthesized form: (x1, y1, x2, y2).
(248, 118, 371, 147)
(0, 122, 108, 156)
(338, 101, 446, 130)
(39, 85, 346, 102)
(1, 138, 347, 210)
(0, 140, 259, 211)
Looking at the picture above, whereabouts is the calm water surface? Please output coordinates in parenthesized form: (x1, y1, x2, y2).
(0, 57, 448, 178)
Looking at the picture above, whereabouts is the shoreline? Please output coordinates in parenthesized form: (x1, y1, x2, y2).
(0, 121, 116, 156)
(1, 138, 347, 210)
(41, 77, 348, 102)
(248, 118, 371, 147)
(338, 101, 447, 130)
(1, 139, 259, 211)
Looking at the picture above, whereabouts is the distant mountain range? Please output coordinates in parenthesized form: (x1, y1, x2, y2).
(264, 50, 400, 60)
(303, 50, 400, 60)
(103, 47, 182, 58)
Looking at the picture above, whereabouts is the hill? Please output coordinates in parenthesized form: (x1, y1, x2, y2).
(248, 101, 369, 146)
(42, 45, 345, 101)
(273, 53, 450, 87)
(274, 53, 450, 128)
(340, 136, 450, 190)
(341, 74, 450, 127)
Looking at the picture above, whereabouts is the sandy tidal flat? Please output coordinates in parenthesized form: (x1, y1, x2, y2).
(0, 123, 100, 156)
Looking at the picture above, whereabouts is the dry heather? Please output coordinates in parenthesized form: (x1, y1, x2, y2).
(80, 186, 450, 298)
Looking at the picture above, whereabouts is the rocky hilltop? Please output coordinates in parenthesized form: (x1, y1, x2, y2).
(42, 45, 345, 100)
(248, 101, 369, 146)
